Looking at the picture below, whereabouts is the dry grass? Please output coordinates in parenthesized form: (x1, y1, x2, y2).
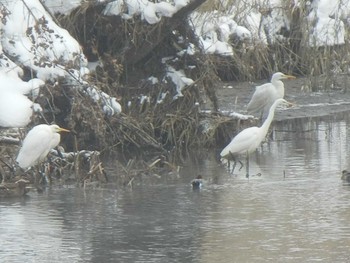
(45, 1, 350, 162)
(195, 0, 350, 86)
(0, 1, 345, 187)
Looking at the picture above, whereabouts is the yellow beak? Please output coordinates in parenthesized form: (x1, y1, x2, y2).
(284, 74, 296, 80)
(58, 127, 70, 133)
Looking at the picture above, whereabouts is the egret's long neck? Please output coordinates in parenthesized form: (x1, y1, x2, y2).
(260, 100, 279, 135)
(272, 79, 284, 98)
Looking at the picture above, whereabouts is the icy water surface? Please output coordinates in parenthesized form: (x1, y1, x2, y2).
(1, 117, 350, 262)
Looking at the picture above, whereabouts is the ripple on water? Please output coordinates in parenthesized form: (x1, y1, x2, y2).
(2, 119, 350, 262)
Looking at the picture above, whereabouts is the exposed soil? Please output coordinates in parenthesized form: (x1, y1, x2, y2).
(213, 74, 350, 122)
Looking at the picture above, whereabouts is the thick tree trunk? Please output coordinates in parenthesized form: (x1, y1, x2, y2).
(123, 0, 207, 65)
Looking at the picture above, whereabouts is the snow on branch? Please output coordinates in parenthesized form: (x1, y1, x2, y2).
(0, 0, 87, 80)
(103, 0, 190, 24)
(0, 0, 121, 127)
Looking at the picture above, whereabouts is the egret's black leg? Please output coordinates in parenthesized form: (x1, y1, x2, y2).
(231, 159, 237, 174)
(268, 128, 274, 141)
(246, 154, 250, 178)
(228, 152, 237, 174)
(36, 164, 50, 185)
(56, 147, 64, 158)
(238, 160, 244, 171)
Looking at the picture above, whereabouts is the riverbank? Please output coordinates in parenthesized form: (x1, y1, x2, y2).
(213, 74, 350, 122)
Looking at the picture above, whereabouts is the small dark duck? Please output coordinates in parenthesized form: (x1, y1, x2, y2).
(191, 175, 203, 189)
(0, 179, 30, 198)
(341, 170, 350, 183)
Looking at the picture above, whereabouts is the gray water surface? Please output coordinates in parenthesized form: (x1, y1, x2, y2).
(1, 118, 350, 263)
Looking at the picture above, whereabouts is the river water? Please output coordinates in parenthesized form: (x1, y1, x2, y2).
(1, 116, 350, 263)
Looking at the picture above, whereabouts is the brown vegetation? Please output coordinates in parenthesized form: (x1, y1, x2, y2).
(2, 0, 348, 188)
(55, 0, 349, 174)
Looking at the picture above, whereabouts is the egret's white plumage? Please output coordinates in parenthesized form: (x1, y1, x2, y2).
(16, 124, 70, 169)
(221, 98, 289, 177)
(247, 72, 295, 118)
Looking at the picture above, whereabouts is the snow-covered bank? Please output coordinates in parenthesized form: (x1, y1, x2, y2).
(215, 75, 350, 122)
(0, 0, 123, 129)
(0, 0, 349, 152)
(1, 0, 349, 130)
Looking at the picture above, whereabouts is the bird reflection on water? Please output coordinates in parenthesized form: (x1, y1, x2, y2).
(220, 98, 290, 178)
(341, 170, 350, 183)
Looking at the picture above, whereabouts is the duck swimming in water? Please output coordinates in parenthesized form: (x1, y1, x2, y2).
(0, 179, 30, 198)
(341, 170, 350, 182)
(191, 175, 203, 189)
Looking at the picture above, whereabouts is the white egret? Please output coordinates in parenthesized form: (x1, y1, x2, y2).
(220, 98, 290, 178)
(247, 72, 295, 118)
(16, 124, 70, 169)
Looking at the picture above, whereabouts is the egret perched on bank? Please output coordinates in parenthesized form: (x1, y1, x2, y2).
(16, 124, 70, 169)
(247, 72, 295, 118)
(221, 98, 290, 178)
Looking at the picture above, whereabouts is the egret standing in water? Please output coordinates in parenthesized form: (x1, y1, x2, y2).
(16, 124, 70, 169)
(247, 72, 295, 118)
(220, 98, 290, 178)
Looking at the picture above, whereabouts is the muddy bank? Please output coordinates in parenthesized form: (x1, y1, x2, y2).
(213, 75, 350, 122)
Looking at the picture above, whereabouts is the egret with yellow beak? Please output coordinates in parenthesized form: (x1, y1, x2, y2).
(16, 124, 70, 169)
(247, 72, 295, 118)
(221, 98, 290, 178)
